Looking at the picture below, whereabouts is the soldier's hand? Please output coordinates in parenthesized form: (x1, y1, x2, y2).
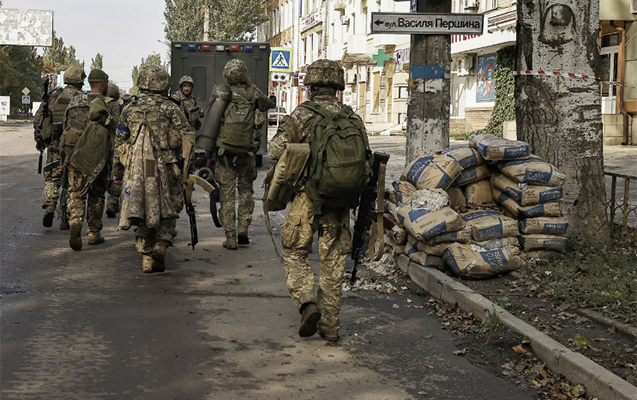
(36, 139, 45, 152)
(113, 176, 122, 185)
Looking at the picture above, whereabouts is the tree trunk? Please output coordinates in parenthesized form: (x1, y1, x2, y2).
(406, 0, 451, 163)
(516, 0, 610, 242)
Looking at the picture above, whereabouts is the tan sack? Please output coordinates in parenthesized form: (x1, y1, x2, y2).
(427, 226, 472, 245)
(469, 134, 530, 161)
(519, 235, 567, 253)
(493, 188, 562, 219)
(447, 186, 467, 212)
(401, 154, 463, 190)
(408, 249, 446, 269)
(443, 243, 526, 279)
(392, 180, 417, 205)
(460, 210, 519, 241)
(499, 156, 566, 187)
(438, 147, 484, 169)
(464, 180, 495, 209)
(474, 237, 520, 250)
(454, 165, 491, 187)
(491, 173, 563, 206)
(398, 205, 464, 241)
(519, 217, 569, 235)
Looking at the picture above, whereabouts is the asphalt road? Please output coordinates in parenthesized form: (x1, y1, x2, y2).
(0, 124, 533, 400)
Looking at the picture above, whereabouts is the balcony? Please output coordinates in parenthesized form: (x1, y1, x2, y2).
(347, 34, 368, 55)
(373, 34, 397, 47)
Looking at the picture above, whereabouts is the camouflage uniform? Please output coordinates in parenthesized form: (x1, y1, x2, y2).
(67, 90, 121, 245)
(115, 65, 194, 272)
(269, 59, 365, 341)
(172, 76, 203, 129)
(215, 60, 274, 248)
(105, 83, 122, 217)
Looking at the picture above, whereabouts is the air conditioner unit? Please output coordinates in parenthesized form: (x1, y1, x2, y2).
(464, 0, 479, 10)
(631, 0, 637, 14)
(341, 16, 350, 25)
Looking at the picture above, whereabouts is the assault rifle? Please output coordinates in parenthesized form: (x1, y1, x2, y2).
(37, 76, 51, 174)
(350, 151, 390, 283)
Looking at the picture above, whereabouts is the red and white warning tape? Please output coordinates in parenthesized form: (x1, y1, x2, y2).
(514, 70, 600, 80)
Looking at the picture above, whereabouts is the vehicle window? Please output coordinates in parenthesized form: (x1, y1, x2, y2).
(190, 66, 207, 102)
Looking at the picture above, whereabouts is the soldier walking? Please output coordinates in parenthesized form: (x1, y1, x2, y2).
(34, 66, 85, 229)
(214, 60, 274, 250)
(67, 69, 120, 251)
(114, 65, 194, 273)
(105, 82, 122, 219)
(172, 75, 204, 130)
(269, 60, 371, 342)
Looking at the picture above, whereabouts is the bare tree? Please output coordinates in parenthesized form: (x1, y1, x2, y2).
(516, 0, 609, 242)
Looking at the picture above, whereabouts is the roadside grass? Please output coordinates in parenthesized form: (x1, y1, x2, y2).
(522, 228, 637, 324)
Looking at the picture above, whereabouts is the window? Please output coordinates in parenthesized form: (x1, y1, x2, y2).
(398, 86, 409, 99)
(191, 66, 207, 102)
(484, 0, 498, 11)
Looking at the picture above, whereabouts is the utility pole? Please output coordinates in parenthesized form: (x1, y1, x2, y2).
(204, 5, 210, 41)
(405, 0, 452, 163)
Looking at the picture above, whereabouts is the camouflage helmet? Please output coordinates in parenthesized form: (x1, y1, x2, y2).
(179, 75, 195, 88)
(223, 59, 248, 85)
(64, 65, 86, 85)
(107, 82, 120, 100)
(137, 65, 170, 92)
(305, 60, 345, 91)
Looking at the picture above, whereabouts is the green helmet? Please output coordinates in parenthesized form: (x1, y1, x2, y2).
(305, 60, 345, 91)
(223, 59, 248, 85)
(137, 65, 170, 92)
(107, 82, 120, 99)
(179, 75, 195, 88)
(64, 66, 86, 85)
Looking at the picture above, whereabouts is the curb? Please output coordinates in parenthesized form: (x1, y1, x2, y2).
(396, 255, 637, 400)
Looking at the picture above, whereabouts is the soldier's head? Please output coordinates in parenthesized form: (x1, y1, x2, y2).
(64, 65, 86, 88)
(107, 82, 120, 100)
(305, 60, 345, 98)
(88, 69, 110, 96)
(137, 65, 170, 95)
(223, 59, 248, 85)
(179, 75, 195, 95)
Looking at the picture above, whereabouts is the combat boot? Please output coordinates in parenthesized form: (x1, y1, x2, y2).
(69, 224, 82, 251)
(152, 242, 167, 273)
(318, 328, 339, 343)
(43, 207, 55, 228)
(223, 234, 237, 250)
(88, 233, 105, 246)
(237, 225, 250, 245)
(298, 303, 321, 338)
(105, 207, 117, 219)
(142, 255, 154, 273)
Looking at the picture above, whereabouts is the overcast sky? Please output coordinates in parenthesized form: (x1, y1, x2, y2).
(5, 0, 167, 90)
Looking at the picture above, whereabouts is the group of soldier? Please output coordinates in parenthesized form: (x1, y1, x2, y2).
(33, 58, 370, 343)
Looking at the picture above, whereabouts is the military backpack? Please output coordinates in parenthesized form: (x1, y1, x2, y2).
(61, 93, 91, 160)
(301, 101, 371, 211)
(216, 87, 256, 154)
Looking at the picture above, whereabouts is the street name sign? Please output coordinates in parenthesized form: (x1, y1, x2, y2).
(370, 12, 484, 35)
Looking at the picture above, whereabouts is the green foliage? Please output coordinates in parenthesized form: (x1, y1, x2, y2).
(0, 46, 44, 113)
(42, 33, 82, 74)
(164, 0, 269, 43)
(467, 46, 516, 138)
(91, 53, 103, 70)
(130, 53, 165, 93)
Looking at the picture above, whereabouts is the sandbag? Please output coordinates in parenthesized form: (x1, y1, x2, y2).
(491, 173, 563, 206)
(438, 147, 483, 169)
(519, 235, 567, 253)
(392, 227, 408, 245)
(386, 202, 402, 227)
(469, 134, 530, 161)
(395, 245, 406, 255)
(409, 188, 450, 211)
(454, 165, 491, 187)
(417, 241, 450, 256)
(519, 217, 569, 235)
(443, 244, 526, 279)
(408, 250, 446, 269)
(401, 154, 463, 190)
(398, 205, 464, 241)
(427, 226, 472, 245)
(447, 187, 467, 212)
(461, 210, 519, 242)
(499, 156, 566, 187)
(493, 188, 562, 219)
(464, 180, 494, 209)
(474, 237, 520, 250)
(393, 180, 418, 205)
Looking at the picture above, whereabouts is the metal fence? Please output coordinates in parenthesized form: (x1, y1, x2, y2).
(605, 172, 637, 230)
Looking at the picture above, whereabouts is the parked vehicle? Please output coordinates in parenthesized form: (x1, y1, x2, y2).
(268, 107, 287, 125)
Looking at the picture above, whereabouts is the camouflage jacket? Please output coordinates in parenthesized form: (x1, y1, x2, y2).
(116, 93, 194, 165)
(32, 87, 63, 145)
(171, 90, 201, 127)
(269, 95, 367, 161)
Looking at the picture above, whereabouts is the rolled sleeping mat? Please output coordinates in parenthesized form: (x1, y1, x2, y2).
(196, 84, 232, 152)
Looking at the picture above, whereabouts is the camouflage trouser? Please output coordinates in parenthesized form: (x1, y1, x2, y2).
(135, 219, 175, 255)
(282, 193, 352, 337)
(216, 154, 257, 237)
(42, 148, 62, 210)
(67, 166, 107, 238)
(106, 194, 120, 213)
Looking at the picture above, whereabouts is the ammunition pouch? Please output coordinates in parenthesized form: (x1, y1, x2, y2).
(51, 122, 63, 143)
(263, 143, 310, 212)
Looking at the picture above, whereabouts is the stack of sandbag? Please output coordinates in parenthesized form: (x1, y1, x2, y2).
(401, 153, 463, 191)
(443, 243, 526, 279)
(490, 154, 569, 254)
(439, 147, 493, 211)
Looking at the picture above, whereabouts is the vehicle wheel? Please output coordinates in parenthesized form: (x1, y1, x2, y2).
(255, 155, 263, 168)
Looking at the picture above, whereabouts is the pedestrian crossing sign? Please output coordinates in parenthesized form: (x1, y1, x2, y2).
(270, 47, 293, 72)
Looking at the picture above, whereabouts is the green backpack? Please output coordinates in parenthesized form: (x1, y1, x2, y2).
(216, 88, 256, 154)
(302, 101, 371, 211)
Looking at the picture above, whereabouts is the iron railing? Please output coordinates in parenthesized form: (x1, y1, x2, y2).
(605, 172, 637, 230)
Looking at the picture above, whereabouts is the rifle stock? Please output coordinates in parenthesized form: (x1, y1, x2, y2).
(182, 133, 198, 250)
(350, 151, 390, 283)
